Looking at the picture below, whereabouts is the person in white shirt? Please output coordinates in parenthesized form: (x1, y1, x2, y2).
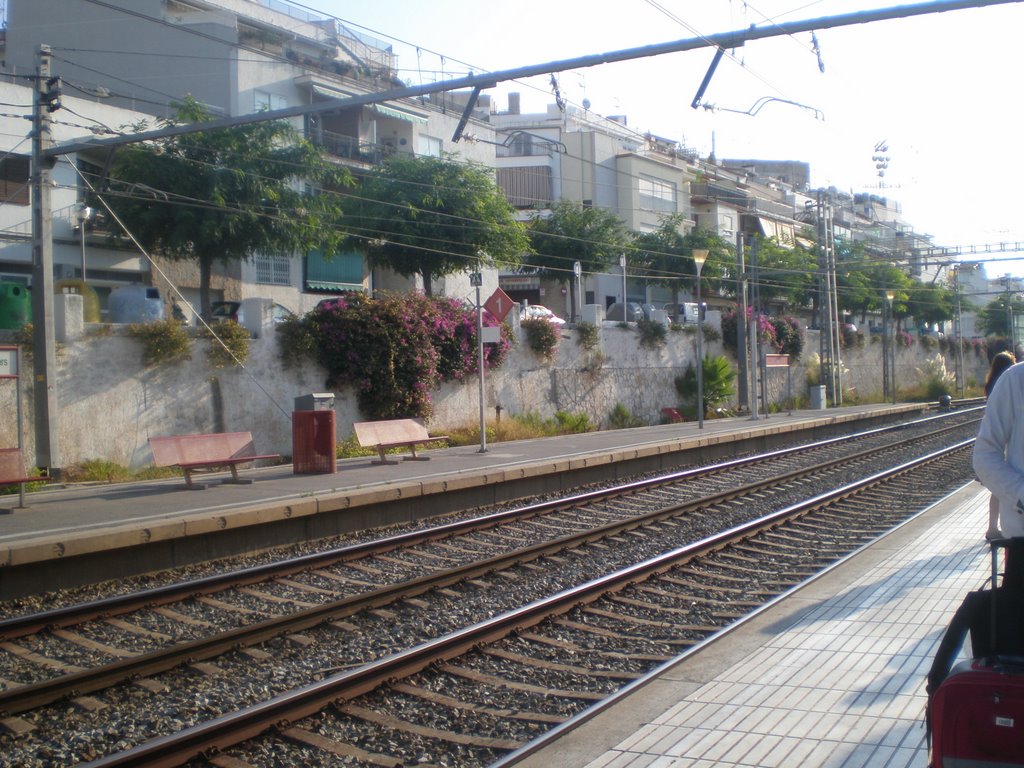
(974, 360, 1024, 585)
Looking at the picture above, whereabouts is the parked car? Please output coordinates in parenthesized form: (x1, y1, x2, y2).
(211, 300, 296, 325)
(605, 302, 644, 322)
(663, 302, 700, 324)
(519, 304, 566, 326)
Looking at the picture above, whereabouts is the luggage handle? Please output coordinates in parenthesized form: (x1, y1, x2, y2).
(987, 537, 1024, 663)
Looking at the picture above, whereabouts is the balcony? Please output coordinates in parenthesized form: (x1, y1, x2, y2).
(309, 129, 395, 167)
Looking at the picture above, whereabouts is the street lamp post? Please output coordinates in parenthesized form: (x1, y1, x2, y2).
(885, 290, 896, 405)
(693, 249, 708, 429)
(77, 205, 94, 284)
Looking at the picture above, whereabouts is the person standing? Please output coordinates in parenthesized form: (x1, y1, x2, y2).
(980, 351, 1016, 539)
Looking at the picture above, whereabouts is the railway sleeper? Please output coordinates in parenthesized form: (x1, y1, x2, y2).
(482, 647, 642, 680)
(440, 663, 607, 701)
(339, 702, 527, 751)
(515, 630, 671, 663)
(390, 681, 563, 724)
(280, 723, 414, 766)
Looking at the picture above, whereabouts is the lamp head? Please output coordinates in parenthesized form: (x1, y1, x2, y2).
(885, 290, 895, 302)
(693, 248, 709, 273)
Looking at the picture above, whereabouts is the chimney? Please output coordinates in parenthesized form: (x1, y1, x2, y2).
(508, 92, 520, 115)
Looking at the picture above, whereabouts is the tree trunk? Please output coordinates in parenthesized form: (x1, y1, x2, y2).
(421, 267, 433, 297)
(199, 256, 213, 320)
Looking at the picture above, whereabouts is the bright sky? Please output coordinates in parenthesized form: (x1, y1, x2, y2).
(298, 0, 1024, 279)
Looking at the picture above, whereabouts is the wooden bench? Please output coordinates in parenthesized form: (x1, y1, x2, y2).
(0, 447, 46, 510)
(353, 419, 449, 466)
(148, 432, 280, 489)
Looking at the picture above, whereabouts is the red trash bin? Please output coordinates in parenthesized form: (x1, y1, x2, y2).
(292, 410, 336, 474)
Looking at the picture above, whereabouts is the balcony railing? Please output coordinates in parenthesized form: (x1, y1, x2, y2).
(310, 129, 395, 165)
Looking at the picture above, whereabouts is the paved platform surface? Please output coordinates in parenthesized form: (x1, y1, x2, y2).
(0, 403, 927, 568)
(511, 481, 990, 768)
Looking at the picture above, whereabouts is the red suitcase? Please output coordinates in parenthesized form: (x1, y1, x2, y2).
(929, 657, 1024, 766)
(928, 539, 1024, 767)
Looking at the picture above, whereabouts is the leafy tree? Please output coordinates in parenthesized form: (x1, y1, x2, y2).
(632, 218, 730, 314)
(747, 236, 816, 310)
(525, 200, 633, 316)
(907, 282, 955, 328)
(342, 154, 528, 296)
(978, 295, 1024, 337)
(107, 96, 350, 317)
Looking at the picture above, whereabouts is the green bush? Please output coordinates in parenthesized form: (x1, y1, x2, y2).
(576, 322, 599, 351)
(521, 318, 559, 359)
(129, 319, 191, 366)
(608, 402, 644, 429)
(675, 354, 737, 419)
(204, 320, 250, 368)
(636, 318, 667, 349)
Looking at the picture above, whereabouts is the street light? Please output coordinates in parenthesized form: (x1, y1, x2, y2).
(885, 290, 896, 405)
(693, 248, 709, 429)
(77, 204, 94, 284)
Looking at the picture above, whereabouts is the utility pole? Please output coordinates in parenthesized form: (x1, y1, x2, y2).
(30, 45, 61, 478)
(735, 231, 748, 411)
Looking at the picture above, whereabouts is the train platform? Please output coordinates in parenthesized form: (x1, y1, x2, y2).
(0, 403, 930, 578)
(508, 479, 992, 768)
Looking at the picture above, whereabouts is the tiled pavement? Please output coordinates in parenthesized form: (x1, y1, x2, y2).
(574, 485, 991, 768)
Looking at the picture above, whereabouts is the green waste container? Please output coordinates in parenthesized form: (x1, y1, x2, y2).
(0, 282, 30, 330)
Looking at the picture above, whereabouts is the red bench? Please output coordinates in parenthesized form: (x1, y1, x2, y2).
(149, 431, 280, 489)
(353, 419, 449, 466)
(0, 447, 46, 510)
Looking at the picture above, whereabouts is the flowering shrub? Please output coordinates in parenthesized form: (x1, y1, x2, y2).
(721, 307, 776, 353)
(722, 308, 803, 357)
(770, 316, 804, 358)
(308, 292, 510, 420)
(897, 330, 914, 348)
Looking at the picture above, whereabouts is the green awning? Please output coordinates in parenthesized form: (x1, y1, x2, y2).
(373, 103, 428, 124)
(306, 280, 365, 291)
(306, 249, 365, 291)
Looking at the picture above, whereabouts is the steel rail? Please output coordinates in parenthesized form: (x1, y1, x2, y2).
(0, 417, 978, 715)
(0, 408, 979, 640)
(79, 439, 973, 767)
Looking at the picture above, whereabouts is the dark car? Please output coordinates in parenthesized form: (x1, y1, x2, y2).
(605, 302, 644, 322)
(211, 300, 295, 325)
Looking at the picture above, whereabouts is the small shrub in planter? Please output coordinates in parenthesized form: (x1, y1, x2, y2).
(204, 320, 251, 368)
(521, 318, 559, 359)
(636, 318, 666, 349)
(130, 318, 191, 366)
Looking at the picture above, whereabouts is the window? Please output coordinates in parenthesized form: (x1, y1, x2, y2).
(417, 134, 442, 157)
(0, 155, 30, 206)
(638, 175, 676, 214)
(254, 90, 287, 112)
(254, 253, 291, 285)
(497, 167, 553, 208)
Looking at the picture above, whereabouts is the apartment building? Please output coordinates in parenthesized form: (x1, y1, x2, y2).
(0, 78, 154, 313)
(2, 0, 500, 315)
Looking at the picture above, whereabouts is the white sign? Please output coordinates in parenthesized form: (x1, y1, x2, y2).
(0, 347, 17, 379)
(481, 326, 501, 344)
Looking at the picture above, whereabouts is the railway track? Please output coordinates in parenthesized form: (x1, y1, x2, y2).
(0, 411, 980, 767)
